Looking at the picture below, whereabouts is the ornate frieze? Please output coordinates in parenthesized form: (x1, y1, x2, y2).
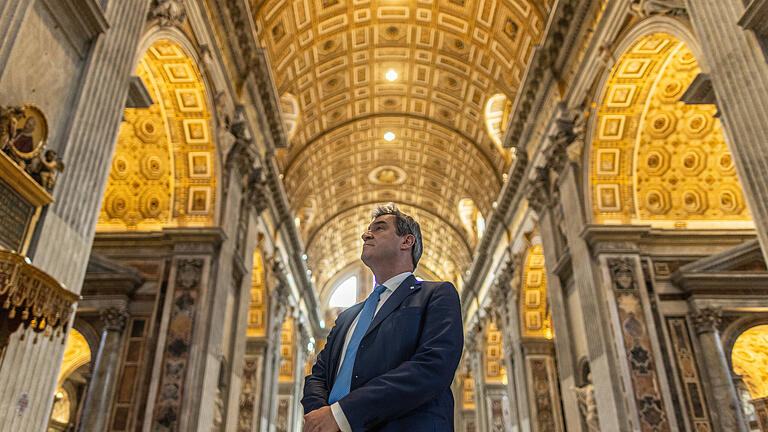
(152, 258, 204, 430)
(606, 257, 671, 431)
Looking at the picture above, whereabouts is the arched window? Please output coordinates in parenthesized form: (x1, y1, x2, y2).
(329, 276, 357, 308)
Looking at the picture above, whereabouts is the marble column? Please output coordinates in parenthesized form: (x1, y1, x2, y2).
(556, 162, 632, 431)
(526, 176, 584, 432)
(684, 0, 768, 265)
(0, 3, 149, 429)
(690, 307, 749, 432)
(78, 307, 128, 432)
(489, 279, 523, 432)
(466, 325, 489, 432)
(259, 265, 289, 432)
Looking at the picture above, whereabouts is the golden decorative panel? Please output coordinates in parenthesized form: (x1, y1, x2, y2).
(485, 321, 506, 383)
(247, 253, 267, 338)
(254, 0, 550, 292)
(732, 325, 768, 399)
(590, 34, 751, 228)
(462, 371, 476, 410)
(279, 317, 295, 381)
(521, 244, 550, 338)
(98, 40, 216, 231)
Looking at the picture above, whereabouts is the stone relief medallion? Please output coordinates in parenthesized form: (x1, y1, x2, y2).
(4, 104, 48, 160)
(368, 165, 406, 186)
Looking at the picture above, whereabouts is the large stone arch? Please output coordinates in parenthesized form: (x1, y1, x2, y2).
(586, 31, 752, 229)
(97, 37, 219, 231)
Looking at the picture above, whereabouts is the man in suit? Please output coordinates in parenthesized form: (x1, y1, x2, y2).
(302, 203, 464, 432)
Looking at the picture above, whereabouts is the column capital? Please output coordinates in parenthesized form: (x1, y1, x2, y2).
(690, 307, 722, 334)
(100, 306, 129, 332)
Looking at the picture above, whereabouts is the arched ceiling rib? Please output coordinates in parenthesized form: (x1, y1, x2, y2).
(253, 0, 550, 293)
(282, 113, 503, 181)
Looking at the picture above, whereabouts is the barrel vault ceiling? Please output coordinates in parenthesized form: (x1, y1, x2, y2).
(251, 0, 552, 292)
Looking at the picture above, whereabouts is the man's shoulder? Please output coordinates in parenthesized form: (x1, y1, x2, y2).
(417, 280, 457, 293)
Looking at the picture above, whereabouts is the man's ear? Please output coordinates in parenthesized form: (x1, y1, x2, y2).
(401, 234, 415, 249)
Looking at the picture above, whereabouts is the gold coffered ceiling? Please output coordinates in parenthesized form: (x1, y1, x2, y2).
(253, 0, 550, 290)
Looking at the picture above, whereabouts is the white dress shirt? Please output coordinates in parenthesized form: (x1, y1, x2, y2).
(330, 272, 413, 432)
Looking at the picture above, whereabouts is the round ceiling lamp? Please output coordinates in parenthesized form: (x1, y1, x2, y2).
(383, 132, 396, 141)
(385, 69, 398, 82)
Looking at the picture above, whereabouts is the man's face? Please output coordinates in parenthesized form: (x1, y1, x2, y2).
(360, 214, 409, 266)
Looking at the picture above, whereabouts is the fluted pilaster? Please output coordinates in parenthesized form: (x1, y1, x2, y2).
(685, 0, 768, 265)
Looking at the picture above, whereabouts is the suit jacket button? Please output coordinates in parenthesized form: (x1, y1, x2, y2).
(354, 375, 358, 379)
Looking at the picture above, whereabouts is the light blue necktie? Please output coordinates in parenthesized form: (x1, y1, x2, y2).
(328, 284, 388, 404)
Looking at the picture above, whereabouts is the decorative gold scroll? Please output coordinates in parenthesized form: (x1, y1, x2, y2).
(0, 250, 78, 347)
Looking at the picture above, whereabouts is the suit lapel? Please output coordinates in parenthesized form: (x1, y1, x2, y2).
(363, 274, 421, 339)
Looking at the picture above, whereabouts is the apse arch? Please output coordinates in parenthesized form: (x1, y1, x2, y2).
(586, 30, 752, 229)
(97, 33, 220, 231)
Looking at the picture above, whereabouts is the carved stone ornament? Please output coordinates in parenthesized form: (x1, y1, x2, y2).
(148, 0, 187, 27)
(567, 109, 587, 165)
(572, 380, 600, 432)
(1, 104, 64, 191)
(246, 167, 269, 215)
(630, 0, 687, 18)
(526, 167, 553, 214)
(608, 257, 636, 291)
(690, 307, 722, 334)
(176, 259, 203, 290)
(100, 307, 129, 332)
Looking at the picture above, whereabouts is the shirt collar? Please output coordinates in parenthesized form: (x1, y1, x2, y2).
(378, 272, 413, 293)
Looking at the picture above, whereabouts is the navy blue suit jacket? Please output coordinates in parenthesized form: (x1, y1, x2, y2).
(301, 275, 464, 431)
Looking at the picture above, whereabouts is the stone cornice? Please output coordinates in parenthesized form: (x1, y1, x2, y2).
(263, 155, 322, 336)
(460, 150, 529, 311)
(219, 0, 288, 149)
(581, 225, 757, 252)
(503, 0, 594, 149)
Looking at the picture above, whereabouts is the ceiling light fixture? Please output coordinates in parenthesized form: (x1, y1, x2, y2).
(385, 69, 398, 82)
(384, 132, 396, 141)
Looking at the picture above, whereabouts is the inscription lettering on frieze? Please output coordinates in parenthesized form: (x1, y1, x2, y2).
(0, 177, 34, 251)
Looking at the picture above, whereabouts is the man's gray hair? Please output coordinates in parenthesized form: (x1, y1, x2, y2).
(371, 203, 423, 268)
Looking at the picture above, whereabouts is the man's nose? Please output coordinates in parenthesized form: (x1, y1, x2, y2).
(362, 231, 372, 241)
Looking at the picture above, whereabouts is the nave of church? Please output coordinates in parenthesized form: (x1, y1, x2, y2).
(1, 0, 768, 431)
